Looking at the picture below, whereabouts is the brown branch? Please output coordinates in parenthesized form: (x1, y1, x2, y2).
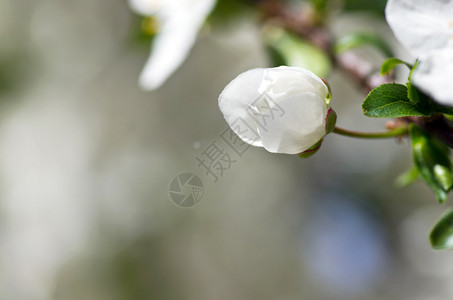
(256, 0, 393, 93)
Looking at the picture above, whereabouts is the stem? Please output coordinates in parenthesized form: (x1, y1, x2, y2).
(333, 126, 408, 139)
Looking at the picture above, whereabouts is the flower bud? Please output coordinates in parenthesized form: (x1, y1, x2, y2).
(218, 66, 331, 154)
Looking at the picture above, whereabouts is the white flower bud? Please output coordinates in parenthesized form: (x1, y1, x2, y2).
(218, 66, 330, 154)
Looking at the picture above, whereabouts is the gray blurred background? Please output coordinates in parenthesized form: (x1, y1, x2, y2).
(1, 0, 452, 299)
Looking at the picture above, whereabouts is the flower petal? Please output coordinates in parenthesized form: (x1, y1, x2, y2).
(412, 51, 453, 106)
(259, 66, 329, 99)
(129, 0, 166, 15)
(218, 68, 266, 146)
(386, 0, 453, 57)
(133, 0, 216, 90)
(260, 92, 327, 154)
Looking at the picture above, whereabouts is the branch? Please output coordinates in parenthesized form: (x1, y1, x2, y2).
(256, 0, 393, 93)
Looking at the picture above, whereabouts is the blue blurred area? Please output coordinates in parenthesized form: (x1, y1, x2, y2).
(302, 192, 388, 297)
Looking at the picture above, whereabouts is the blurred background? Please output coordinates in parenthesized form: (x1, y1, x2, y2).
(1, 0, 453, 299)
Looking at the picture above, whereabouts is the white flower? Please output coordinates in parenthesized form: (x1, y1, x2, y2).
(129, 0, 216, 90)
(412, 51, 453, 106)
(386, 0, 453, 105)
(218, 66, 330, 154)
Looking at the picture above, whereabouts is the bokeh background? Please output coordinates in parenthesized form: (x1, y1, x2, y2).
(1, 0, 453, 299)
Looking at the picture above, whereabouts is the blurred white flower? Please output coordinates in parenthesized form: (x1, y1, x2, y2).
(386, 0, 453, 105)
(129, 0, 216, 90)
(218, 66, 330, 154)
(412, 51, 453, 106)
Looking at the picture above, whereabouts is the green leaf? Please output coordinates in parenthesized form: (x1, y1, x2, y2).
(362, 83, 429, 118)
(436, 106, 453, 116)
(334, 32, 393, 57)
(208, 0, 251, 26)
(395, 167, 419, 187)
(343, 0, 387, 15)
(264, 28, 331, 78)
(407, 77, 453, 116)
(407, 82, 427, 105)
(380, 58, 412, 76)
(310, 0, 328, 12)
(434, 165, 453, 191)
(430, 208, 453, 250)
(410, 125, 452, 203)
(408, 59, 419, 81)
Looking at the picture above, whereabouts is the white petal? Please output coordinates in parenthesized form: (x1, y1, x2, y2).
(218, 68, 266, 146)
(259, 66, 329, 99)
(412, 51, 453, 106)
(260, 93, 327, 154)
(386, 0, 453, 57)
(136, 0, 216, 90)
(128, 0, 181, 16)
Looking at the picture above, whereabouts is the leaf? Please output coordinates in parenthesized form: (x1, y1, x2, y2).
(362, 83, 429, 118)
(334, 32, 394, 57)
(407, 82, 426, 104)
(207, 0, 251, 26)
(343, 0, 387, 15)
(410, 125, 452, 203)
(264, 28, 331, 78)
(408, 59, 419, 81)
(430, 208, 453, 250)
(434, 165, 453, 191)
(407, 75, 453, 116)
(395, 167, 419, 187)
(380, 58, 412, 76)
(436, 105, 453, 116)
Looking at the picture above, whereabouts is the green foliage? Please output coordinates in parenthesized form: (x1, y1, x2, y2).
(380, 58, 412, 76)
(434, 165, 453, 191)
(406, 82, 426, 105)
(129, 15, 157, 47)
(395, 167, 419, 187)
(310, 0, 328, 12)
(342, 0, 387, 15)
(309, 0, 329, 21)
(408, 60, 419, 81)
(362, 84, 429, 118)
(430, 208, 453, 249)
(208, 0, 251, 26)
(334, 32, 394, 57)
(264, 29, 332, 77)
(410, 125, 452, 203)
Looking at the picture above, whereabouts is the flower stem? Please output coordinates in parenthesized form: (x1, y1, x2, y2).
(333, 126, 408, 139)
